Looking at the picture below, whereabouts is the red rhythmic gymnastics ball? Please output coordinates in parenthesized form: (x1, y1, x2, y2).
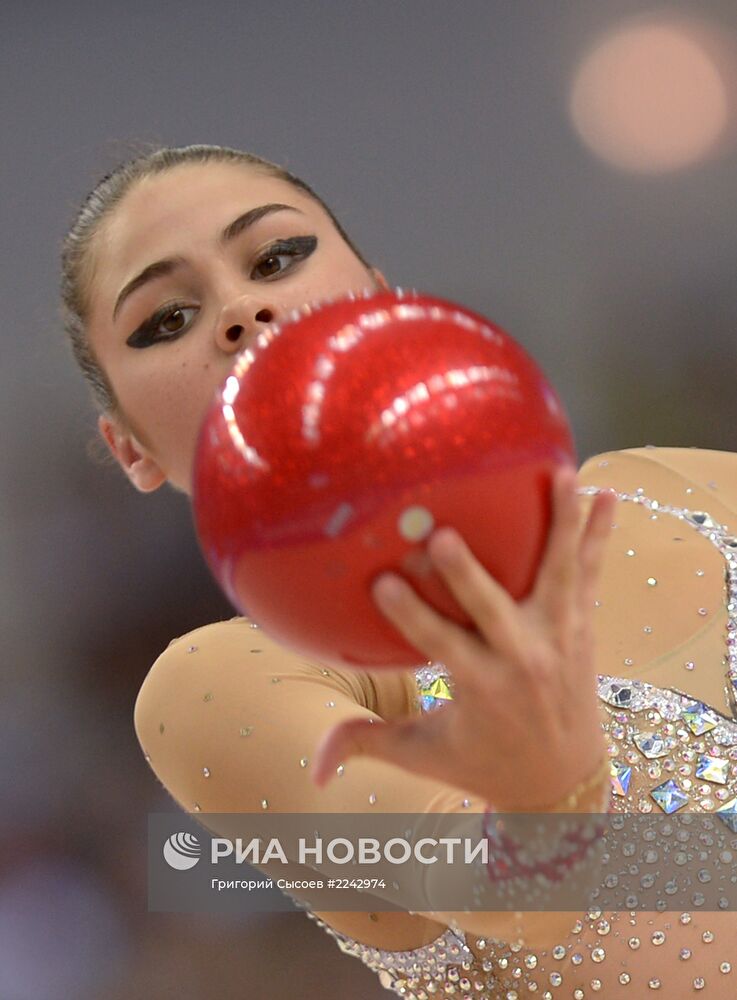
(193, 289, 576, 668)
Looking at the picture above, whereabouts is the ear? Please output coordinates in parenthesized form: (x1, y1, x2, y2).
(97, 414, 166, 493)
(370, 267, 390, 291)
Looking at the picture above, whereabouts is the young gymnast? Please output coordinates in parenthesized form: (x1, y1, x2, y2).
(61, 143, 737, 996)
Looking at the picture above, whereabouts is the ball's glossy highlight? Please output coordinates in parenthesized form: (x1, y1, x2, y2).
(193, 289, 576, 667)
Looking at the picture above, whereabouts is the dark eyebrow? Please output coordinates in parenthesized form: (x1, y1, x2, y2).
(219, 203, 304, 243)
(112, 203, 305, 321)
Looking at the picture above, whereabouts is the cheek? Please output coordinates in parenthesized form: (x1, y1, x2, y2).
(162, 365, 218, 433)
(300, 251, 372, 296)
(122, 362, 213, 453)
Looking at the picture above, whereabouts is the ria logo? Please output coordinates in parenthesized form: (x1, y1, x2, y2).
(163, 832, 202, 870)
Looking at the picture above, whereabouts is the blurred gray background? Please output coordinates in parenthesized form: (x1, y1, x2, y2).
(1, 1, 736, 997)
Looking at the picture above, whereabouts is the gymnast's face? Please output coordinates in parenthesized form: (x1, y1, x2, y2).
(86, 162, 388, 495)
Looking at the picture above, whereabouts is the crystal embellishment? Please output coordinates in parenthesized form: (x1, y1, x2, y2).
(695, 755, 729, 784)
(419, 675, 453, 712)
(682, 702, 720, 736)
(600, 681, 633, 708)
(634, 732, 669, 759)
(415, 664, 454, 713)
(684, 511, 719, 530)
(651, 779, 689, 814)
(610, 762, 632, 796)
(715, 798, 737, 833)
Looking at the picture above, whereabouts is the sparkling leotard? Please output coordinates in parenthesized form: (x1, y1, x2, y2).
(135, 446, 737, 996)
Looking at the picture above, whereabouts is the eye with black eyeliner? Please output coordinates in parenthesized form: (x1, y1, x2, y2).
(126, 302, 198, 347)
(252, 235, 317, 279)
(125, 235, 318, 348)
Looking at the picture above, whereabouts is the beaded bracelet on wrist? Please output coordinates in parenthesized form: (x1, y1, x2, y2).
(480, 756, 611, 894)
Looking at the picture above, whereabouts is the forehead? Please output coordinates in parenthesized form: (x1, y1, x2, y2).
(90, 163, 321, 306)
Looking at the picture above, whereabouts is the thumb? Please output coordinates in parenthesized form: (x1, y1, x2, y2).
(310, 715, 426, 788)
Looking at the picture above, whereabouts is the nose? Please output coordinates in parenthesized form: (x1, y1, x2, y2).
(215, 293, 278, 354)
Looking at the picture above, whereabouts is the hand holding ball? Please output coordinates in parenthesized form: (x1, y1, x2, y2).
(193, 290, 576, 667)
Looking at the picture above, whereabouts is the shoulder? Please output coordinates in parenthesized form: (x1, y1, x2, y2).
(132, 616, 349, 813)
(578, 446, 737, 515)
(132, 617, 422, 815)
(161, 614, 259, 653)
(134, 617, 263, 732)
(135, 618, 418, 740)
(133, 617, 392, 773)
(134, 616, 323, 729)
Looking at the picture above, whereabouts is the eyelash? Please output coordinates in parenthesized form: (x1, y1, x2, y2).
(126, 235, 318, 348)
